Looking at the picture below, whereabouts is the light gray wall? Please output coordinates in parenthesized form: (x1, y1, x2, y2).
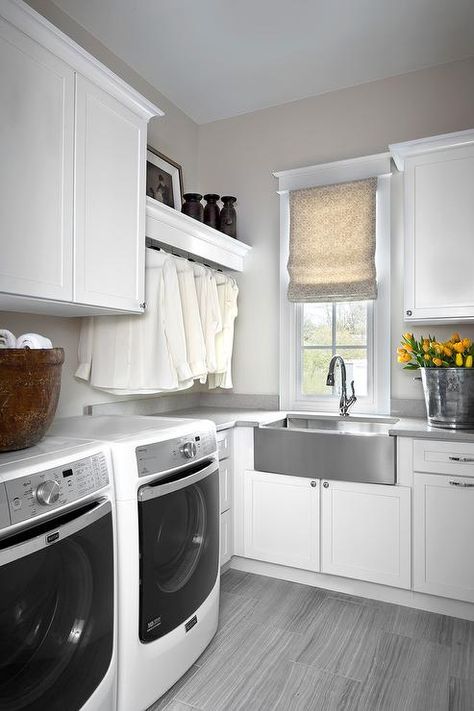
(198, 57, 474, 403)
(0, 0, 201, 416)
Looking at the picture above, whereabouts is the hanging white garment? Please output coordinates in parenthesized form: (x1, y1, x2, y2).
(208, 274, 239, 389)
(174, 256, 207, 382)
(75, 251, 193, 393)
(193, 263, 222, 374)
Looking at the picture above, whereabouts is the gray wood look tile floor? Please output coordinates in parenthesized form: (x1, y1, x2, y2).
(149, 570, 474, 711)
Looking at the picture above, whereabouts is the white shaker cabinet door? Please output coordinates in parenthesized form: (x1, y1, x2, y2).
(403, 144, 474, 322)
(414, 472, 474, 602)
(0, 17, 74, 300)
(220, 510, 232, 567)
(74, 75, 146, 312)
(321, 479, 411, 589)
(244, 470, 320, 571)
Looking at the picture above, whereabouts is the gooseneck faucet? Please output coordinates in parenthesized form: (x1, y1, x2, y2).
(326, 355, 357, 416)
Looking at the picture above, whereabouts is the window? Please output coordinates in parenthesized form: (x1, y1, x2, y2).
(276, 153, 391, 414)
(301, 301, 370, 398)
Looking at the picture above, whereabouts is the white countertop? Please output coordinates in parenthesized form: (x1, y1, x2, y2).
(161, 407, 474, 442)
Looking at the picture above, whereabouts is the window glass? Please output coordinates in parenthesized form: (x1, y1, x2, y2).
(301, 302, 369, 398)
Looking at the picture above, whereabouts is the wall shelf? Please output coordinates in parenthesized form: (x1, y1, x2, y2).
(145, 197, 251, 272)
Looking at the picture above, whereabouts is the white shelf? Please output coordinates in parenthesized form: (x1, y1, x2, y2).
(145, 197, 251, 272)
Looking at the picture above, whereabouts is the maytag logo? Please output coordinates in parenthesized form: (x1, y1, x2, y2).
(185, 615, 198, 633)
(46, 531, 60, 544)
(147, 616, 161, 632)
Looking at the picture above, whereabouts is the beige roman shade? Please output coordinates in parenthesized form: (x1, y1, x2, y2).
(287, 177, 377, 302)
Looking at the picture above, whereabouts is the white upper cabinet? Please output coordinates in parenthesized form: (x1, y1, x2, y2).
(0, 15, 74, 302)
(390, 129, 474, 324)
(0, 0, 161, 316)
(74, 76, 146, 311)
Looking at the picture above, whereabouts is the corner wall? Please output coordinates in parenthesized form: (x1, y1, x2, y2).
(197, 57, 474, 403)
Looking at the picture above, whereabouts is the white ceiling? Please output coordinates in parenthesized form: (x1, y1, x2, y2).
(52, 0, 474, 123)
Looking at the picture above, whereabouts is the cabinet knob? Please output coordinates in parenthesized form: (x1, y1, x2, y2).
(406, 309, 412, 316)
(140, 302, 147, 310)
(322, 481, 329, 488)
(310, 480, 317, 487)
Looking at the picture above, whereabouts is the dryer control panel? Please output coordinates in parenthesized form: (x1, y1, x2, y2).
(1, 452, 109, 527)
(136, 428, 217, 477)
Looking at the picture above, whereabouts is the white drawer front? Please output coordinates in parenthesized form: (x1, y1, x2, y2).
(217, 430, 232, 461)
(219, 460, 232, 513)
(414, 439, 474, 477)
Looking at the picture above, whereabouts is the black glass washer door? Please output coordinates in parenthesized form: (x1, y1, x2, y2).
(0, 500, 114, 711)
(139, 464, 219, 642)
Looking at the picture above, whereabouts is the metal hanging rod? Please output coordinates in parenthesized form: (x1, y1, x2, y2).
(145, 236, 223, 272)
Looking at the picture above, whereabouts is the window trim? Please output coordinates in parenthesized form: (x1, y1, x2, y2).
(277, 154, 391, 414)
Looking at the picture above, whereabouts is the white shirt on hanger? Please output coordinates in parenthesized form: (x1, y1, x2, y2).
(174, 255, 208, 383)
(193, 263, 222, 375)
(208, 274, 239, 389)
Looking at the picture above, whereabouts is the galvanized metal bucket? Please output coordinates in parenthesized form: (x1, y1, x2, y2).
(421, 368, 474, 429)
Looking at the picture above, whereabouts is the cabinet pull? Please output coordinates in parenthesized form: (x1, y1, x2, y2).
(310, 480, 318, 488)
(449, 480, 474, 488)
(322, 481, 329, 488)
(449, 456, 474, 463)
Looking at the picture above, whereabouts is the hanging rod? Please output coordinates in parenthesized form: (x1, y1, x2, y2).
(145, 237, 223, 272)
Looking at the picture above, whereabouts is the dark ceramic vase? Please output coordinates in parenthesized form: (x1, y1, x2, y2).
(182, 193, 203, 222)
(203, 194, 220, 229)
(220, 196, 237, 238)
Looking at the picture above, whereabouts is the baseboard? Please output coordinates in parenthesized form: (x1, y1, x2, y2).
(229, 556, 474, 621)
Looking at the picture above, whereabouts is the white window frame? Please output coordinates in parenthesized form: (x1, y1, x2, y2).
(276, 153, 391, 414)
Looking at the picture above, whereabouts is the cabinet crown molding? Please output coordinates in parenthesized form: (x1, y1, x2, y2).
(0, 0, 163, 120)
(390, 128, 474, 171)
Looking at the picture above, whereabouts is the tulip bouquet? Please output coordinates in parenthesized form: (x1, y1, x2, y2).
(397, 332, 473, 370)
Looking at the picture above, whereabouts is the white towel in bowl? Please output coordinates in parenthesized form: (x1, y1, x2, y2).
(16, 333, 53, 349)
(0, 330, 17, 348)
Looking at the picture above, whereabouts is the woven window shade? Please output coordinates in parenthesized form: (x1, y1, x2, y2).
(287, 177, 377, 302)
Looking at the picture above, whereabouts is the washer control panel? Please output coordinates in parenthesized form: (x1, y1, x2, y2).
(2, 452, 109, 526)
(136, 428, 217, 477)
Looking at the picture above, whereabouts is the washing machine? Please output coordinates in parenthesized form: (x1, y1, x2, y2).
(0, 436, 117, 711)
(50, 415, 220, 711)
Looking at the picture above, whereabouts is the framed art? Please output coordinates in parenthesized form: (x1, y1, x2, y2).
(146, 147, 183, 210)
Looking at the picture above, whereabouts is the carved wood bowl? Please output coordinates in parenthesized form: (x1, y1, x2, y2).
(0, 348, 64, 452)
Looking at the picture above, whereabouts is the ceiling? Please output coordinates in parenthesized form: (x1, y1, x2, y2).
(52, 0, 474, 124)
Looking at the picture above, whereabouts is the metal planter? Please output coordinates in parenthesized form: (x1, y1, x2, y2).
(421, 368, 474, 429)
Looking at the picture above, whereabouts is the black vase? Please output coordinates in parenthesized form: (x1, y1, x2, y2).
(220, 196, 237, 238)
(203, 194, 220, 229)
(182, 193, 203, 222)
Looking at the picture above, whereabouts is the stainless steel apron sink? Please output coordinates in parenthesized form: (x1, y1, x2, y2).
(254, 414, 399, 485)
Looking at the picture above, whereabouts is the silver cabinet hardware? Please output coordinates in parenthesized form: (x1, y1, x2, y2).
(449, 480, 474, 488)
(139, 302, 147, 310)
(449, 456, 474, 463)
(322, 481, 329, 488)
(310, 480, 317, 487)
(406, 310, 412, 316)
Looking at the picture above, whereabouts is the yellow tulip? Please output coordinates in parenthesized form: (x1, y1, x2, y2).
(404, 343, 413, 352)
(453, 342, 465, 353)
(422, 343, 430, 353)
(403, 332, 413, 341)
(456, 353, 463, 366)
(424, 354, 431, 362)
(432, 357, 443, 367)
(443, 347, 452, 357)
(451, 332, 461, 343)
(466, 355, 473, 368)
(462, 338, 472, 349)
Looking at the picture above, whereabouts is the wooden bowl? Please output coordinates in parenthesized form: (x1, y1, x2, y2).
(0, 348, 64, 452)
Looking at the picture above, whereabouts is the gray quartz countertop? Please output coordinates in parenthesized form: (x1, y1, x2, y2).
(388, 418, 474, 442)
(160, 407, 283, 431)
(162, 407, 474, 442)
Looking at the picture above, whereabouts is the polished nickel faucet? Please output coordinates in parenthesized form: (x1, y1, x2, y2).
(326, 355, 357, 416)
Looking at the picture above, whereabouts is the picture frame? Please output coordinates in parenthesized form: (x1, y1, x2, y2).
(146, 146, 184, 210)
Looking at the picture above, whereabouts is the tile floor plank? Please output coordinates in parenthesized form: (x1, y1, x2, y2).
(294, 597, 385, 681)
(358, 632, 450, 711)
(147, 665, 200, 711)
(248, 578, 327, 634)
(450, 618, 474, 680)
(449, 677, 474, 711)
(273, 661, 361, 711)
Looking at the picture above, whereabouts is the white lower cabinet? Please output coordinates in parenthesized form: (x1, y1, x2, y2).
(320, 479, 411, 589)
(414, 472, 474, 603)
(244, 470, 320, 571)
(220, 509, 232, 567)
